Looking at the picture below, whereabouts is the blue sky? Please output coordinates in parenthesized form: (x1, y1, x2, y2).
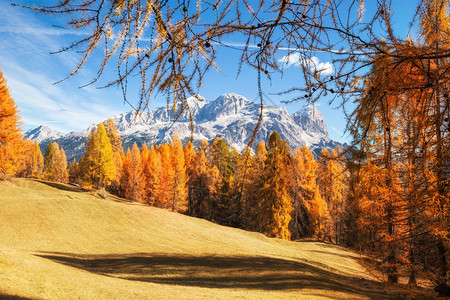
(0, 1, 418, 143)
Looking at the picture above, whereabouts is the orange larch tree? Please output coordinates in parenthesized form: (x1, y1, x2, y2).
(241, 142, 266, 231)
(188, 148, 220, 219)
(43, 142, 68, 183)
(120, 143, 144, 202)
(184, 141, 196, 215)
(156, 143, 175, 208)
(289, 146, 329, 240)
(0, 70, 23, 179)
(171, 133, 188, 212)
(141, 145, 161, 206)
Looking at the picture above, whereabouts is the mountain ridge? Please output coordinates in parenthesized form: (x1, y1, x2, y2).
(25, 93, 343, 160)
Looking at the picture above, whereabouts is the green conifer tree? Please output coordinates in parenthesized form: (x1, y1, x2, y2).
(209, 137, 237, 226)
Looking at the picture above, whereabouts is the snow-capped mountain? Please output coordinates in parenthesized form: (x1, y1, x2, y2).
(24, 125, 63, 144)
(26, 93, 341, 160)
(293, 104, 328, 137)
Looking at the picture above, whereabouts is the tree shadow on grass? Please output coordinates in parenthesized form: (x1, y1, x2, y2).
(0, 292, 32, 299)
(36, 252, 429, 299)
(306, 249, 363, 261)
(33, 179, 88, 193)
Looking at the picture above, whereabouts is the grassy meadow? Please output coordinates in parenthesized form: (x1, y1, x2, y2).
(0, 178, 433, 299)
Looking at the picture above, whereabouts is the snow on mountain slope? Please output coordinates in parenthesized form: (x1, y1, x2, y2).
(24, 125, 63, 144)
(114, 93, 331, 152)
(28, 93, 335, 160)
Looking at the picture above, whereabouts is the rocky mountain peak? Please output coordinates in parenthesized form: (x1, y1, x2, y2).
(293, 104, 328, 137)
(186, 94, 208, 109)
(24, 125, 63, 143)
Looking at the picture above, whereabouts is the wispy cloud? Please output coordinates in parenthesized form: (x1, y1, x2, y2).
(213, 42, 336, 75)
(0, 24, 88, 36)
(331, 126, 343, 136)
(0, 1, 129, 133)
(4, 63, 120, 133)
(0, 3, 83, 68)
(278, 53, 334, 75)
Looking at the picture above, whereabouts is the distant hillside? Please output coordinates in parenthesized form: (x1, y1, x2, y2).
(0, 178, 432, 299)
(25, 93, 345, 160)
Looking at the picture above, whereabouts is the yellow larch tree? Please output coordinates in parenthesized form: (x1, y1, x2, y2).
(140, 143, 151, 203)
(81, 123, 116, 188)
(353, 162, 407, 284)
(79, 128, 96, 185)
(119, 149, 132, 198)
(258, 131, 293, 240)
(68, 158, 81, 185)
(55, 147, 69, 183)
(103, 118, 122, 153)
(43, 142, 68, 183)
(317, 148, 347, 244)
(288, 147, 312, 239)
(233, 147, 253, 229)
(419, 0, 450, 285)
(103, 118, 123, 189)
(18, 139, 44, 179)
(43, 142, 57, 181)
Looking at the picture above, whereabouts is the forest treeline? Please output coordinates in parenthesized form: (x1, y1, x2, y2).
(9, 117, 348, 244)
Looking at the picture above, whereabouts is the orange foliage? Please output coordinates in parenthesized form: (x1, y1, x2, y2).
(0, 70, 23, 179)
(156, 143, 175, 208)
(142, 144, 161, 205)
(120, 143, 144, 202)
(171, 133, 188, 212)
(17, 139, 44, 178)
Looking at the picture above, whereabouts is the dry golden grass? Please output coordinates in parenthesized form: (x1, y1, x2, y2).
(0, 178, 433, 299)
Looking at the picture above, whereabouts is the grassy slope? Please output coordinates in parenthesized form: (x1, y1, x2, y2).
(0, 179, 431, 299)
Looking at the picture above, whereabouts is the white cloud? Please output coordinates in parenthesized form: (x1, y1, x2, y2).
(278, 53, 334, 75)
(278, 52, 302, 67)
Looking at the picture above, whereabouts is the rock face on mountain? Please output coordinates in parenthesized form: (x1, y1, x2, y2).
(25, 93, 338, 161)
(293, 104, 328, 137)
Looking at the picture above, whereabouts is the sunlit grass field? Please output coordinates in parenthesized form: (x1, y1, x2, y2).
(0, 178, 432, 299)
